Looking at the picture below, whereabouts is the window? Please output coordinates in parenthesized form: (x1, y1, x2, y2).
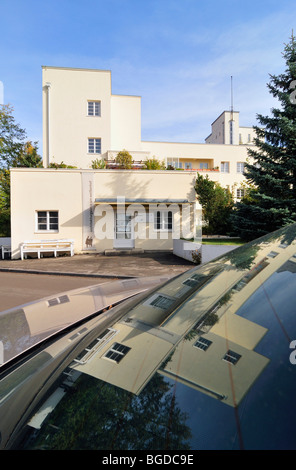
(36, 211, 58, 231)
(236, 188, 245, 199)
(230, 120, 234, 145)
(167, 158, 182, 169)
(88, 101, 101, 116)
(47, 295, 69, 307)
(200, 163, 209, 169)
(268, 251, 279, 258)
(88, 138, 101, 154)
(183, 278, 199, 288)
(149, 294, 174, 310)
(223, 350, 241, 365)
(154, 211, 173, 231)
(194, 337, 212, 351)
(184, 162, 192, 169)
(104, 342, 131, 363)
(74, 329, 117, 364)
(221, 162, 229, 173)
(237, 162, 245, 173)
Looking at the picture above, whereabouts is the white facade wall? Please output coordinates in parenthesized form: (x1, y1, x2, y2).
(111, 94, 142, 151)
(42, 67, 112, 168)
(10, 168, 197, 259)
(141, 140, 249, 192)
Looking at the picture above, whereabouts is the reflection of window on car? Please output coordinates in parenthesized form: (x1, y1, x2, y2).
(47, 295, 69, 307)
(148, 294, 175, 310)
(223, 350, 241, 365)
(74, 328, 117, 364)
(104, 342, 131, 363)
(193, 337, 212, 351)
(268, 251, 279, 258)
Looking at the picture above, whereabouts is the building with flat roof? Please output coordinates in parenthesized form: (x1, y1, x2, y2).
(8, 67, 259, 259)
(42, 66, 256, 200)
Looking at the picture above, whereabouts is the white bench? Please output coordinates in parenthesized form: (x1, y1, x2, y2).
(20, 239, 74, 260)
(1, 245, 11, 260)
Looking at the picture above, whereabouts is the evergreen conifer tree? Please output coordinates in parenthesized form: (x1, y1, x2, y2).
(231, 34, 296, 240)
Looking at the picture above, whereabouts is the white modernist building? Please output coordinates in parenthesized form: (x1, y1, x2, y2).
(42, 66, 256, 200)
(8, 66, 258, 259)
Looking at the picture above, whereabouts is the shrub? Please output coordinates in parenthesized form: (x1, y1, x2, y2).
(91, 158, 106, 169)
(144, 157, 166, 170)
(115, 150, 133, 169)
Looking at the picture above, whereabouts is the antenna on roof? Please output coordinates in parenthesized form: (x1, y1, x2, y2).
(0, 81, 3, 105)
(230, 75, 233, 116)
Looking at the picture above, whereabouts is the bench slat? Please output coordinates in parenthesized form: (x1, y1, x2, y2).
(20, 239, 74, 260)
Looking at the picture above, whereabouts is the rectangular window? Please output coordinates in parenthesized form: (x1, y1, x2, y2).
(149, 294, 174, 310)
(88, 138, 101, 154)
(199, 163, 209, 169)
(237, 162, 245, 173)
(184, 162, 192, 169)
(223, 350, 241, 365)
(36, 211, 58, 231)
(47, 295, 69, 307)
(88, 101, 101, 116)
(154, 211, 173, 231)
(194, 337, 212, 351)
(104, 342, 131, 363)
(221, 162, 229, 173)
(236, 189, 245, 199)
(74, 328, 117, 364)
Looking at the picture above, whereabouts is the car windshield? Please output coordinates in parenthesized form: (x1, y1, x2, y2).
(1, 223, 296, 450)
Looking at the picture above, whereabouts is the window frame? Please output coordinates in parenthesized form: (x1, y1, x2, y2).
(103, 342, 131, 364)
(236, 188, 245, 199)
(194, 336, 212, 351)
(154, 210, 173, 232)
(88, 138, 102, 155)
(36, 210, 59, 233)
(199, 163, 209, 170)
(223, 349, 241, 365)
(87, 100, 101, 117)
(221, 162, 230, 173)
(236, 162, 245, 173)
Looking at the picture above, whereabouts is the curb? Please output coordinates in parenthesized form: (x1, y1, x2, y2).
(0, 267, 136, 279)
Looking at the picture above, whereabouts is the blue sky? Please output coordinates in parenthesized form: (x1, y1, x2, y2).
(1, 0, 296, 155)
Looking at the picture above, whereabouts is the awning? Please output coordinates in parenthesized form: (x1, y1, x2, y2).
(94, 198, 192, 205)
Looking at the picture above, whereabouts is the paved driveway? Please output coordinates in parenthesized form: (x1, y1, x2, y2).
(0, 252, 194, 311)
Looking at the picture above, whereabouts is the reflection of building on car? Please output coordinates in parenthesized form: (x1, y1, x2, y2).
(1, 223, 296, 450)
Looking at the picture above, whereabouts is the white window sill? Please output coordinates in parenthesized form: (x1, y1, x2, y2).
(35, 231, 59, 234)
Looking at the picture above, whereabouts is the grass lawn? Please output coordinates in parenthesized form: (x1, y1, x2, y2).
(201, 238, 244, 245)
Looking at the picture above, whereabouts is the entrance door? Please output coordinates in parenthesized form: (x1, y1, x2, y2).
(113, 213, 135, 249)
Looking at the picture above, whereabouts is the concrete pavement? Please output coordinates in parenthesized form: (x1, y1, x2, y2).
(0, 252, 193, 278)
(0, 252, 194, 311)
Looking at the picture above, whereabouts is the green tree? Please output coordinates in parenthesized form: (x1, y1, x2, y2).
(0, 104, 26, 168)
(29, 373, 192, 450)
(0, 105, 43, 235)
(195, 173, 234, 235)
(231, 34, 296, 241)
(115, 149, 133, 169)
